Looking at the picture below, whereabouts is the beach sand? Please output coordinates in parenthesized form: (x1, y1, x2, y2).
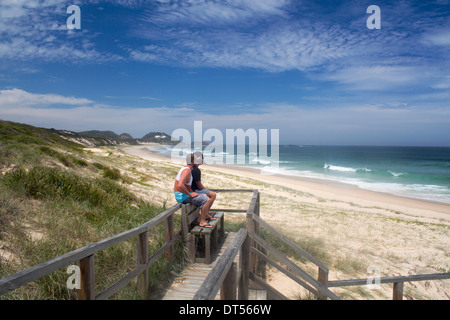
(119, 143, 449, 300)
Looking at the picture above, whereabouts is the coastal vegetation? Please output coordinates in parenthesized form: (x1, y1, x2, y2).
(0, 120, 182, 299)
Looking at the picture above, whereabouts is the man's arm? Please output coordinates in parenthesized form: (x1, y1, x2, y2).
(177, 169, 197, 197)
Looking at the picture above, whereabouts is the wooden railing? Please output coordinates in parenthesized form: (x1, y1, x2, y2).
(327, 272, 450, 300)
(193, 228, 249, 300)
(0, 188, 257, 300)
(0, 203, 183, 299)
(193, 190, 449, 301)
(1, 188, 448, 300)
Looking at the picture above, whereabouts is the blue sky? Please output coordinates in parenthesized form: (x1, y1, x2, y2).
(0, 0, 449, 146)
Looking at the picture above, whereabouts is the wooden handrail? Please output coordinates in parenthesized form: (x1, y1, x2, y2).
(328, 273, 450, 300)
(251, 246, 320, 297)
(328, 272, 450, 300)
(248, 230, 341, 300)
(0, 203, 181, 297)
(0, 189, 258, 299)
(251, 214, 329, 272)
(193, 228, 248, 300)
(96, 230, 181, 300)
(327, 273, 450, 288)
(246, 190, 259, 217)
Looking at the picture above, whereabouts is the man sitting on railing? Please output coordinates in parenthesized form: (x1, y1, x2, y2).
(173, 153, 215, 229)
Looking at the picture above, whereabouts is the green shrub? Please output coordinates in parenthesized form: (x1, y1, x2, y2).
(93, 162, 106, 170)
(14, 135, 45, 145)
(102, 167, 122, 180)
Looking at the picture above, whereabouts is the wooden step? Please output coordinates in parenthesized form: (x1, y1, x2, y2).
(161, 232, 239, 300)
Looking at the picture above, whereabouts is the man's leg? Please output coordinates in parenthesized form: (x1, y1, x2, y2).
(198, 197, 214, 227)
(191, 194, 213, 228)
(196, 189, 216, 220)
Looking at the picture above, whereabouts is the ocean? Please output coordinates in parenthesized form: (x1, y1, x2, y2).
(150, 144, 450, 205)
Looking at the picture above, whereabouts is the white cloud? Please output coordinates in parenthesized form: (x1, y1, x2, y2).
(422, 28, 450, 46)
(149, 0, 288, 25)
(0, 88, 93, 107)
(130, 0, 443, 78)
(431, 76, 450, 89)
(0, 0, 120, 63)
(320, 65, 424, 90)
(1, 88, 449, 145)
(130, 21, 369, 72)
(2, 0, 448, 84)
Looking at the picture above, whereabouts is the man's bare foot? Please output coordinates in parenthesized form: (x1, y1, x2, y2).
(198, 222, 213, 228)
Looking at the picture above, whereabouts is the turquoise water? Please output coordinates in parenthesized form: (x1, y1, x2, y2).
(151, 145, 450, 204)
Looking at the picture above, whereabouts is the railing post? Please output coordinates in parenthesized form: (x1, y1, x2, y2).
(79, 255, 95, 300)
(181, 204, 195, 262)
(393, 282, 404, 300)
(239, 235, 250, 300)
(137, 231, 149, 299)
(246, 210, 256, 276)
(165, 213, 174, 261)
(221, 262, 237, 300)
(255, 192, 266, 280)
(317, 267, 329, 300)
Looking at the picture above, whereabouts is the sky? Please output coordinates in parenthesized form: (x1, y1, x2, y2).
(0, 0, 449, 146)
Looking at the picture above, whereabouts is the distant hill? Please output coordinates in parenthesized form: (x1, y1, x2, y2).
(140, 131, 174, 144)
(76, 130, 175, 144)
(0, 119, 177, 146)
(78, 130, 120, 140)
(0, 120, 134, 147)
(58, 130, 129, 146)
(119, 133, 134, 141)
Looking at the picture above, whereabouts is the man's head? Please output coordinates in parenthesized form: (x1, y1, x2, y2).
(185, 153, 195, 166)
(193, 151, 204, 166)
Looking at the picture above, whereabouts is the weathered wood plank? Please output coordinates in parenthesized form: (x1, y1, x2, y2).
(79, 255, 95, 300)
(220, 262, 237, 300)
(327, 272, 450, 287)
(96, 264, 147, 300)
(96, 233, 180, 300)
(190, 212, 223, 234)
(238, 236, 250, 300)
(251, 246, 320, 298)
(393, 282, 404, 300)
(193, 229, 247, 300)
(248, 231, 340, 300)
(252, 214, 329, 272)
(162, 232, 239, 300)
(137, 230, 149, 299)
(317, 267, 329, 300)
(165, 215, 174, 260)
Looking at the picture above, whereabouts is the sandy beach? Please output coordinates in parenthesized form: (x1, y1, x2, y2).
(119, 143, 450, 300)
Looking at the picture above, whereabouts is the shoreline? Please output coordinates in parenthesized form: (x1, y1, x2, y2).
(122, 144, 449, 221)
